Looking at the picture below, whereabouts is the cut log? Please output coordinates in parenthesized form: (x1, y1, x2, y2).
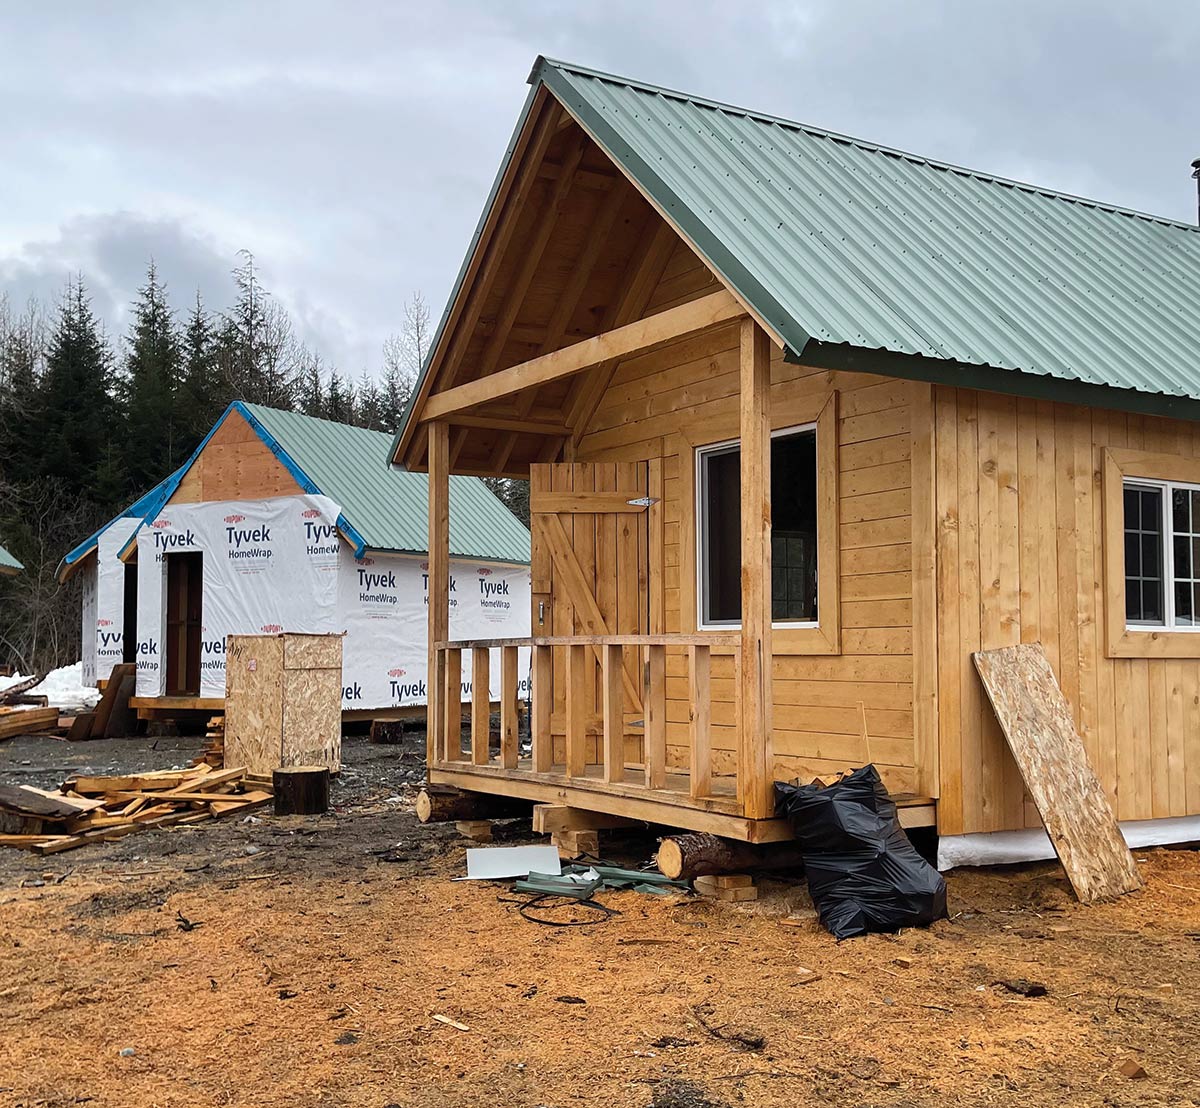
(656, 833, 806, 882)
(414, 785, 529, 824)
(273, 765, 330, 816)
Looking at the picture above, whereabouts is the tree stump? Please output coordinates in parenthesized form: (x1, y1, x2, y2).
(273, 766, 330, 816)
(414, 785, 528, 824)
(656, 832, 805, 881)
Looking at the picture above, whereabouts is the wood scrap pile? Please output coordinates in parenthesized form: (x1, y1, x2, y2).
(0, 706, 62, 741)
(191, 715, 226, 768)
(0, 764, 272, 855)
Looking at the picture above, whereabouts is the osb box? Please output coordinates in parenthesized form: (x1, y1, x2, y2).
(223, 633, 342, 776)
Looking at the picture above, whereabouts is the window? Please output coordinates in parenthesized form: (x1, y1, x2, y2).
(1123, 478, 1200, 630)
(697, 425, 817, 628)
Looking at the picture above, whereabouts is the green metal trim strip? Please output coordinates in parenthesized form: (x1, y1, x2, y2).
(796, 340, 1200, 423)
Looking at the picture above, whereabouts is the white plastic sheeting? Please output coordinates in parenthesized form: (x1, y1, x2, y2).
(133, 493, 530, 709)
(937, 816, 1200, 870)
(80, 516, 140, 685)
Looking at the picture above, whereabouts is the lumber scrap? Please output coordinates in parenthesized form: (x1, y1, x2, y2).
(1, 765, 272, 854)
(0, 706, 60, 741)
(0, 675, 42, 704)
(66, 712, 96, 742)
(90, 662, 135, 739)
(973, 644, 1142, 902)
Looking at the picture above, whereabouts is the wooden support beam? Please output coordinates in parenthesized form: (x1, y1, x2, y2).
(427, 422, 450, 769)
(420, 289, 743, 422)
(531, 804, 638, 834)
(689, 644, 712, 799)
(645, 643, 667, 790)
(531, 644, 552, 773)
(602, 643, 623, 784)
(566, 643, 587, 777)
(500, 646, 519, 770)
(443, 647, 462, 762)
(471, 647, 491, 765)
(450, 414, 572, 437)
(739, 319, 775, 820)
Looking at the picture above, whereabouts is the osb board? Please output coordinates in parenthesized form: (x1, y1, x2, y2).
(283, 634, 342, 672)
(224, 636, 284, 777)
(973, 644, 1142, 902)
(282, 667, 342, 772)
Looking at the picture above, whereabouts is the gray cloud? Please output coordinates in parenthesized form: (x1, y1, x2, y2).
(3, 1, 1198, 374)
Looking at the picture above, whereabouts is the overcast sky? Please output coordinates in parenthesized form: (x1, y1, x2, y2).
(3, 1, 1198, 378)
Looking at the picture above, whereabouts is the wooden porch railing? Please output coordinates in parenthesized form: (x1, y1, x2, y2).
(431, 634, 740, 810)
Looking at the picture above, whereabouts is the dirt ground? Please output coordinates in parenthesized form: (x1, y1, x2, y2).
(1, 730, 1199, 1108)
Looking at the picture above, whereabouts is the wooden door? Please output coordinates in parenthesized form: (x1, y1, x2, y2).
(121, 563, 138, 665)
(165, 552, 203, 696)
(530, 461, 654, 766)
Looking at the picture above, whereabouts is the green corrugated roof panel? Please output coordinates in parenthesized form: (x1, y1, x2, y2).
(0, 543, 22, 575)
(241, 404, 530, 564)
(530, 58, 1200, 411)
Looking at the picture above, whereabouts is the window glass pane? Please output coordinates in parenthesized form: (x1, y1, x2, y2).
(702, 447, 741, 623)
(1176, 580, 1194, 625)
(1124, 484, 1164, 625)
(1174, 488, 1190, 533)
(770, 430, 817, 621)
(1177, 535, 1193, 581)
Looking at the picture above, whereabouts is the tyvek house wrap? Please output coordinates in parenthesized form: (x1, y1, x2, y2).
(80, 515, 141, 686)
(134, 492, 530, 709)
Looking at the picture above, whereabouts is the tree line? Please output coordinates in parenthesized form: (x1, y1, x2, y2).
(0, 252, 431, 673)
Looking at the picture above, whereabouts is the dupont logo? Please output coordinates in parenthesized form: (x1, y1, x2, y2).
(261, 623, 283, 633)
(301, 508, 322, 519)
(224, 513, 246, 524)
(478, 567, 493, 576)
(152, 519, 170, 529)
(388, 667, 407, 678)
(359, 556, 375, 567)
(97, 618, 113, 627)
(420, 561, 429, 571)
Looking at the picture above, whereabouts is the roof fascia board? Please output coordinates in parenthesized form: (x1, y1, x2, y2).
(797, 340, 1200, 423)
(390, 82, 548, 467)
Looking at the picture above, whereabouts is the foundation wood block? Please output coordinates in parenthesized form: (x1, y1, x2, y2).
(656, 832, 805, 881)
(455, 819, 494, 842)
(551, 828, 599, 856)
(415, 786, 529, 824)
(694, 873, 753, 890)
(531, 804, 639, 834)
(694, 879, 758, 902)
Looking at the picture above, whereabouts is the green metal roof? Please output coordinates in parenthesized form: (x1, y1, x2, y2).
(240, 403, 530, 563)
(526, 58, 1200, 418)
(0, 543, 22, 575)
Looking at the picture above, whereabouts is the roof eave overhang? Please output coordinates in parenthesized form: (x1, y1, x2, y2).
(796, 340, 1200, 423)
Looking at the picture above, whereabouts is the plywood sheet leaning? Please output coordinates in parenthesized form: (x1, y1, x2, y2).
(973, 644, 1142, 902)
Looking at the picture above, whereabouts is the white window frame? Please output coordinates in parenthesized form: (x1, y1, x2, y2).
(696, 422, 818, 632)
(1123, 476, 1200, 632)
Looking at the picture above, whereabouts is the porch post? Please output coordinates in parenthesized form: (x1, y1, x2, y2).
(427, 421, 450, 771)
(739, 318, 775, 820)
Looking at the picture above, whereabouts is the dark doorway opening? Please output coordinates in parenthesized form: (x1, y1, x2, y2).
(122, 563, 139, 665)
(165, 552, 203, 696)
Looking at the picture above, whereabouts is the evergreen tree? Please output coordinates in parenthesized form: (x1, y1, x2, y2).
(355, 370, 384, 430)
(178, 292, 225, 445)
(31, 276, 117, 508)
(122, 261, 182, 492)
(324, 369, 353, 423)
(298, 352, 325, 417)
(218, 251, 300, 409)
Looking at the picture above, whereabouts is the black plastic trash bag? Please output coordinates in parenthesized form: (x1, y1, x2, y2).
(775, 764, 947, 940)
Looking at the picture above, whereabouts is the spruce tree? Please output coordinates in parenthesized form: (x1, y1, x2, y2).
(122, 260, 182, 492)
(33, 276, 117, 508)
(179, 292, 225, 445)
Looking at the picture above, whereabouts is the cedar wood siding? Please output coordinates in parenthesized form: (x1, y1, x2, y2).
(574, 243, 923, 800)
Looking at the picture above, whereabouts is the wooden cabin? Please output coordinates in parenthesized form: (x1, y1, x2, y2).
(391, 58, 1200, 849)
(61, 402, 531, 724)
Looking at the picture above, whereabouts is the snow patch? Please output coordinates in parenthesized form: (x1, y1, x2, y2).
(0, 662, 101, 711)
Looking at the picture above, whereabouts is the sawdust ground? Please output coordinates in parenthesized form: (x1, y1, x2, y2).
(1, 736, 1199, 1108)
